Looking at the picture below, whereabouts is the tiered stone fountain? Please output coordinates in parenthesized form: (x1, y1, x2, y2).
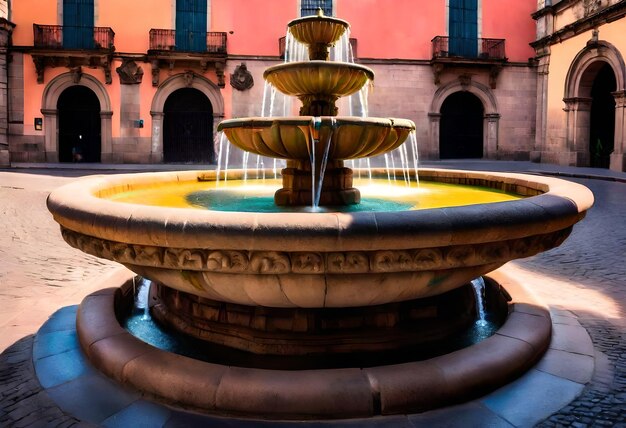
(47, 10, 593, 420)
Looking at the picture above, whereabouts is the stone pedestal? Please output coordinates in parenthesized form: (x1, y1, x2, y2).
(275, 159, 360, 206)
(152, 282, 477, 358)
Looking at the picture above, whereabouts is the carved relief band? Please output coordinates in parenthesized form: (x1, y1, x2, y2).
(61, 227, 571, 275)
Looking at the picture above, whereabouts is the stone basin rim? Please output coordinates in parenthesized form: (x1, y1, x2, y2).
(287, 13, 350, 30)
(263, 60, 375, 82)
(217, 116, 417, 131)
(75, 268, 552, 419)
(46, 168, 594, 253)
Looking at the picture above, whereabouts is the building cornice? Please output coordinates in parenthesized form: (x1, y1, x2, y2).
(531, 1, 626, 49)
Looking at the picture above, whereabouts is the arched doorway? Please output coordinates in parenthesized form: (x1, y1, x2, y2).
(440, 92, 484, 159)
(163, 88, 214, 163)
(589, 63, 616, 168)
(58, 85, 101, 163)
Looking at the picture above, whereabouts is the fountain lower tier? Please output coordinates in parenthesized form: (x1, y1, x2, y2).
(49, 169, 592, 312)
(151, 282, 491, 356)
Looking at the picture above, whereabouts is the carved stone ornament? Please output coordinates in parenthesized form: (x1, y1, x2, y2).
(459, 73, 472, 89)
(183, 70, 195, 87)
(116, 59, 144, 84)
(70, 66, 83, 84)
(583, 0, 602, 16)
(60, 227, 571, 274)
(230, 62, 254, 91)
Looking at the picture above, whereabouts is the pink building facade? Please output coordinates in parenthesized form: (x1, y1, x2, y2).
(1, 0, 624, 171)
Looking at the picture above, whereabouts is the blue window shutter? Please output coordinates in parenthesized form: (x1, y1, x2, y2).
(449, 0, 477, 57)
(463, 0, 478, 57)
(176, 0, 207, 52)
(63, 0, 94, 49)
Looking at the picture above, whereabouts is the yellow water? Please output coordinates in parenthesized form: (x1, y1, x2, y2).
(105, 178, 521, 212)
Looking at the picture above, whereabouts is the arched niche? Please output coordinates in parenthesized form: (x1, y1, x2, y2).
(41, 72, 113, 162)
(428, 80, 499, 159)
(563, 40, 626, 171)
(150, 72, 224, 163)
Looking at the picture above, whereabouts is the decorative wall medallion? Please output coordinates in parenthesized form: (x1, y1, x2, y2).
(116, 59, 144, 84)
(230, 62, 254, 91)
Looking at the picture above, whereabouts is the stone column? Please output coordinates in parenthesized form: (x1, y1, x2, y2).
(0, 18, 14, 166)
(427, 112, 441, 160)
(212, 113, 224, 163)
(563, 97, 592, 166)
(485, 113, 500, 159)
(531, 54, 550, 162)
(610, 90, 626, 172)
(41, 108, 58, 162)
(100, 111, 113, 163)
(150, 111, 164, 163)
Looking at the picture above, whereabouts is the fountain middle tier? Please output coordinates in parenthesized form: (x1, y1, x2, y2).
(263, 62, 374, 115)
(218, 116, 415, 205)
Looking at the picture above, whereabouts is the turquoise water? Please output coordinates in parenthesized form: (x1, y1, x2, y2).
(185, 191, 413, 213)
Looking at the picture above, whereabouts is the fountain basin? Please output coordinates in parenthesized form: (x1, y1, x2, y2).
(47, 168, 593, 310)
(218, 116, 415, 160)
(76, 267, 551, 419)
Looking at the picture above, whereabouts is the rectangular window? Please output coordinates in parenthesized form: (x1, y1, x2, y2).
(175, 0, 208, 52)
(63, 0, 94, 49)
(300, 0, 332, 17)
(448, 0, 478, 58)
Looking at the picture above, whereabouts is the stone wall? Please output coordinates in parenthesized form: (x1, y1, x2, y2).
(225, 57, 538, 168)
(0, 17, 13, 166)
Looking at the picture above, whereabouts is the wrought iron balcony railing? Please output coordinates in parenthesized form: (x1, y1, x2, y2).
(278, 36, 357, 59)
(431, 36, 506, 60)
(33, 24, 115, 50)
(149, 29, 227, 54)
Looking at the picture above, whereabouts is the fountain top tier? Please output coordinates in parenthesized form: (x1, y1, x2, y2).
(287, 8, 350, 60)
(219, 10, 415, 205)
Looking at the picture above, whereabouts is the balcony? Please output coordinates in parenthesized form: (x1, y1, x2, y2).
(31, 24, 116, 84)
(148, 29, 227, 87)
(278, 36, 357, 59)
(431, 36, 506, 60)
(430, 36, 507, 88)
(148, 29, 227, 54)
(34, 24, 115, 50)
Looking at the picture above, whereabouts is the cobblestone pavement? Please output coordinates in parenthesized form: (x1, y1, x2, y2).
(1, 164, 625, 427)
(515, 178, 626, 427)
(0, 170, 118, 352)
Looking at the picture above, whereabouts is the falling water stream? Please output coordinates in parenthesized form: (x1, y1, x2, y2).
(471, 276, 489, 326)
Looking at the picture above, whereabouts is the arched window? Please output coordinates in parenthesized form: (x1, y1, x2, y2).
(163, 88, 214, 163)
(440, 91, 484, 159)
(57, 85, 101, 163)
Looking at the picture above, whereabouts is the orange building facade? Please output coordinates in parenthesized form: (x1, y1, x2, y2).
(0, 0, 624, 171)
